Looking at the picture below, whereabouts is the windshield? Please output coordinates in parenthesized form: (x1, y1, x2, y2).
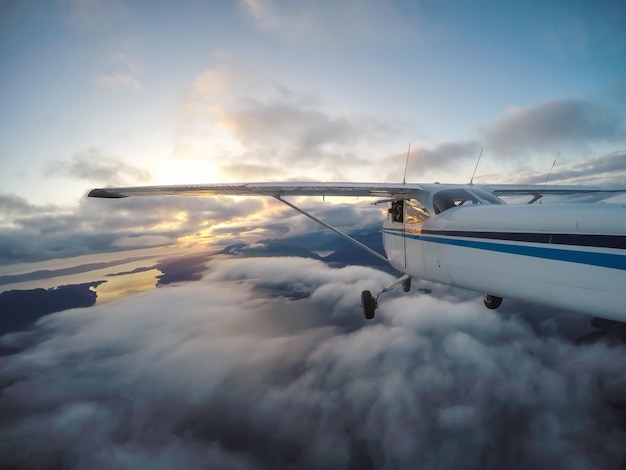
(472, 188, 504, 204)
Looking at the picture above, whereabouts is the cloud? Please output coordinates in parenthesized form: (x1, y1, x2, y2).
(514, 150, 626, 185)
(182, 64, 405, 181)
(1, 256, 625, 469)
(389, 99, 626, 184)
(0, 193, 267, 263)
(220, 98, 395, 155)
(97, 52, 144, 91)
(0, 193, 44, 220)
(112, 52, 144, 75)
(48, 148, 151, 185)
(392, 141, 482, 182)
(97, 73, 142, 91)
(218, 162, 285, 181)
(0, 186, 384, 264)
(479, 99, 626, 156)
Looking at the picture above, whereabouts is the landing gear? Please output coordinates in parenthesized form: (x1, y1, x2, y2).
(577, 317, 626, 345)
(361, 290, 377, 320)
(483, 294, 503, 309)
(360, 274, 411, 320)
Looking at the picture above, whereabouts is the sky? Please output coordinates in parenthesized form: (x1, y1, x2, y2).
(1, 0, 625, 208)
(1, 1, 626, 468)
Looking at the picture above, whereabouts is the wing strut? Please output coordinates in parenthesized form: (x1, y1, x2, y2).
(275, 196, 390, 264)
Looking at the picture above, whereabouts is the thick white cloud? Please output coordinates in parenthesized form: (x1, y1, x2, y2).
(0, 192, 269, 263)
(1, 256, 625, 469)
(0, 189, 385, 264)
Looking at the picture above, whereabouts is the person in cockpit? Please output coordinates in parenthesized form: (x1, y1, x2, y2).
(390, 200, 403, 223)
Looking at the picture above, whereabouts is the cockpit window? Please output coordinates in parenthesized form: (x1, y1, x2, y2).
(389, 199, 429, 224)
(433, 189, 481, 214)
(405, 199, 429, 224)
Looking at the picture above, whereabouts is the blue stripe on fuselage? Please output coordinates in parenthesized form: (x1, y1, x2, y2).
(382, 229, 626, 271)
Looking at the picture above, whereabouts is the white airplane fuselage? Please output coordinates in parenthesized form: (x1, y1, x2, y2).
(383, 201, 626, 322)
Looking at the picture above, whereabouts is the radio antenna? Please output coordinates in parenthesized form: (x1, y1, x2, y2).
(543, 151, 560, 189)
(469, 146, 484, 185)
(402, 143, 411, 184)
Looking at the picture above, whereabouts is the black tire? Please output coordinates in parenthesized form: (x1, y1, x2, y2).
(402, 277, 411, 293)
(361, 290, 376, 320)
(483, 294, 503, 310)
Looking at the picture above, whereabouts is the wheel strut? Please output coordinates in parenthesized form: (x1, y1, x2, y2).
(483, 294, 503, 309)
(360, 274, 411, 320)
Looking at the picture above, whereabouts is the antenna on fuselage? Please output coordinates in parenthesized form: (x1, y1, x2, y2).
(469, 146, 484, 185)
(402, 143, 411, 185)
(543, 151, 560, 188)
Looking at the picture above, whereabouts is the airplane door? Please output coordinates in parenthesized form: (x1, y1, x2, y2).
(403, 199, 428, 277)
(383, 200, 406, 270)
(402, 203, 407, 270)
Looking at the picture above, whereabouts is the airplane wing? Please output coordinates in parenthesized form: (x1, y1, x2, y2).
(483, 184, 626, 196)
(88, 182, 626, 200)
(88, 182, 424, 199)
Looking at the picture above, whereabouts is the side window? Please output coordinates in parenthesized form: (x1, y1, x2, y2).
(405, 199, 429, 224)
(433, 189, 480, 214)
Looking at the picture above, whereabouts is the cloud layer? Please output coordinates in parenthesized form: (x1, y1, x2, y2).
(0, 190, 383, 264)
(1, 256, 625, 469)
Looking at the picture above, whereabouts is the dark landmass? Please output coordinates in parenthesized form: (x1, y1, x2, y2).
(156, 254, 213, 286)
(0, 281, 105, 335)
(0, 256, 155, 286)
(0, 226, 397, 336)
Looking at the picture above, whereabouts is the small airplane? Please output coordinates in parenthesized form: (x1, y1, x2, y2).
(89, 181, 626, 323)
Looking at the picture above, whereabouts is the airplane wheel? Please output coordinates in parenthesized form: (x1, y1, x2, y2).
(402, 277, 411, 293)
(483, 294, 502, 310)
(361, 290, 376, 320)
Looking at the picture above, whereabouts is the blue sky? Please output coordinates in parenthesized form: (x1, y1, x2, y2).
(1, 0, 625, 208)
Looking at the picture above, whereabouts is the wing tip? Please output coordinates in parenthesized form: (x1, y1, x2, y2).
(88, 188, 127, 198)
